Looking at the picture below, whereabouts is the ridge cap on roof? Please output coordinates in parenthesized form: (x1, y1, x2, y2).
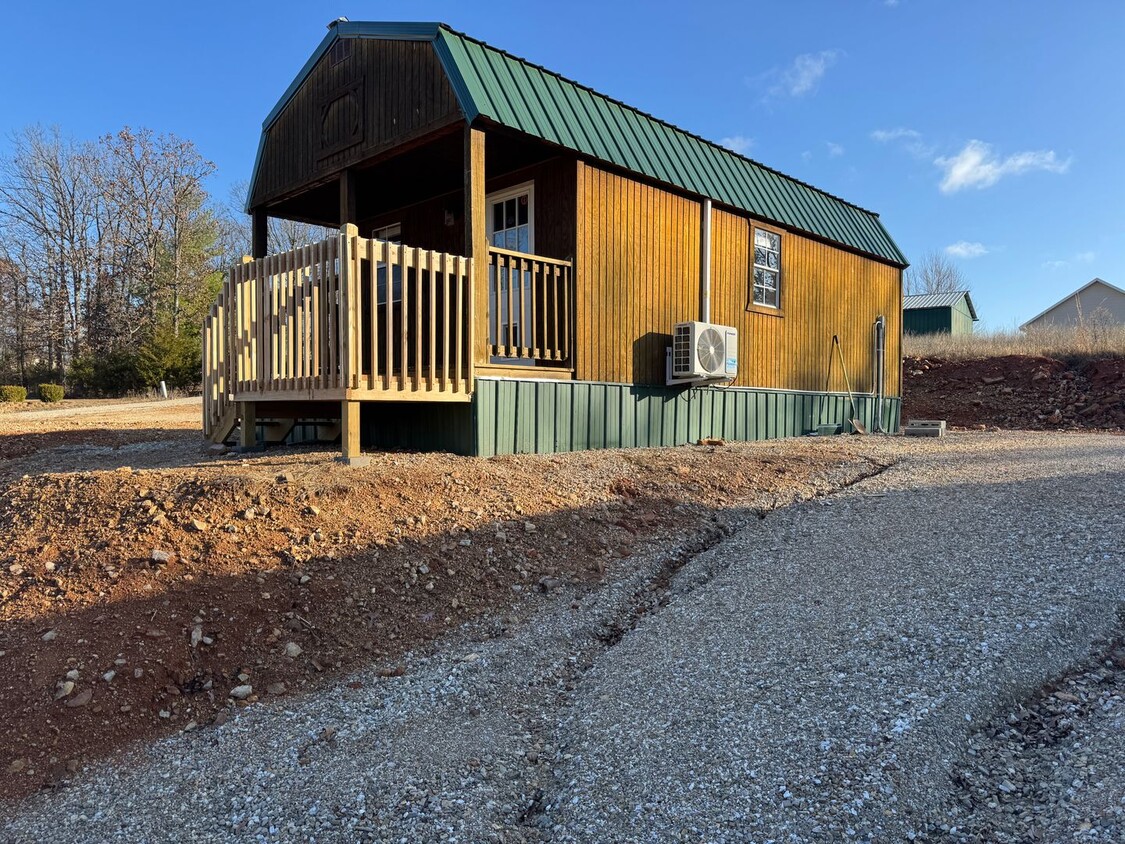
(435, 24, 883, 221)
(1019, 276, 1125, 328)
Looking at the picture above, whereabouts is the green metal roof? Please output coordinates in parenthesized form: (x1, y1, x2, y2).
(251, 22, 907, 267)
(903, 290, 978, 320)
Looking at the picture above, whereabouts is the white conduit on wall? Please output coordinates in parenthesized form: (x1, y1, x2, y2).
(701, 199, 712, 322)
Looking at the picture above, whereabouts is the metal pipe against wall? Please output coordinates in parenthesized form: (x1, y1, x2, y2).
(701, 199, 712, 322)
(872, 315, 887, 432)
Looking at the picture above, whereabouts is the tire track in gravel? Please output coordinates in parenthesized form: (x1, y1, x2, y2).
(504, 456, 897, 835)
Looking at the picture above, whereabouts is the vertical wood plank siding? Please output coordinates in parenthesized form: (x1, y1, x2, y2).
(251, 40, 461, 208)
(575, 163, 701, 384)
(576, 163, 902, 397)
(709, 207, 902, 396)
(359, 157, 578, 265)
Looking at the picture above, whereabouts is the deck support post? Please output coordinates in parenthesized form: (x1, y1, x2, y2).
(251, 209, 268, 260)
(465, 125, 487, 384)
(239, 401, 257, 450)
(339, 400, 366, 466)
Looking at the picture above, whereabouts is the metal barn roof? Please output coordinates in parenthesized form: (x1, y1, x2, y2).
(903, 290, 978, 320)
(251, 22, 908, 267)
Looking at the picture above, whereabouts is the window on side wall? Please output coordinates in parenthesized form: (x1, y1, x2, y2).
(752, 228, 781, 308)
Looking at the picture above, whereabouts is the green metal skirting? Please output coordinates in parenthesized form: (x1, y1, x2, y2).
(473, 378, 901, 457)
(285, 379, 901, 455)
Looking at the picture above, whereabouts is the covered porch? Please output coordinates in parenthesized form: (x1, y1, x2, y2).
(204, 126, 576, 461)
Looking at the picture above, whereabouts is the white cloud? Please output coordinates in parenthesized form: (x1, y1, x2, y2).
(871, 127, 920, 143)
(801, 150, 813, 162)
(766, 50, 841, 98)
(719, 135, 754, 155)
(945, 241, 989, 259)
(884, 0, 900, 6)
(935, 140, 1071, 193)
(1042, 251, 1095, 269)
(871, 127, 935, 160)
(826, 141, 844, 157)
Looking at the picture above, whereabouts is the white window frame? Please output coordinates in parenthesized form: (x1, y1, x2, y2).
(752, 227, 781, 309)
(486, 181, 535, 254)
(486, 182, 536, 363)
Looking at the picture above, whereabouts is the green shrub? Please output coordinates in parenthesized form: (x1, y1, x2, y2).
(0, 385, 28, 403)
(68, 331, 201, 398)
(38, 383, 65, 403)
(139, 329, 201, 392)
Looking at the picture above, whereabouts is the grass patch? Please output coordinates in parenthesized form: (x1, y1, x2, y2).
(905, 325, 1125, 362)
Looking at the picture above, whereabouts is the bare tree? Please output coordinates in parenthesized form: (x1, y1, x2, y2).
(904, 250, 970, 296)
(0, 124, 221, 388)
(217, 180, 331, 268)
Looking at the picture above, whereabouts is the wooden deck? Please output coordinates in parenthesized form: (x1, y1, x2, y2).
(202, 226, 574, 450)
(203, 226, 475, 442)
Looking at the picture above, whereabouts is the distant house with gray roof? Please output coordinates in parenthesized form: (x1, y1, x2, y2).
(1020, 278, 1125, 331)
(903, 290, 978, 336)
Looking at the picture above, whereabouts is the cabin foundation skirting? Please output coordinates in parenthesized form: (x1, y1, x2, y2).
(288, 377, 901, 456)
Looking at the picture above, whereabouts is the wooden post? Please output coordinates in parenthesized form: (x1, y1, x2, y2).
(464, 126, 487, 386)
(339, 169, 357, 226)
(251, 209, 268, 259)
(340, 400, 365, 465)
(239, 401, 257, 450)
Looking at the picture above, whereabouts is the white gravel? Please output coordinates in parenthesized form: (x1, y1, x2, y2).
(2, 431, 1123, 843)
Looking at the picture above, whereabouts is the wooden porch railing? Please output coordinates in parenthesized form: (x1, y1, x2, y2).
(202, 226, 475, 439)
(486, 246, 572, 364)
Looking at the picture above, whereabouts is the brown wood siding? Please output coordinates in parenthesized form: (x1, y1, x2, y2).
(575, 163, 701, 385)
(575, 163, 902, 395)
(251, 39, 462, 208)
(709, 208, 901, 395)
(359, 156, 577, 263)
(485, 157, 577, 262)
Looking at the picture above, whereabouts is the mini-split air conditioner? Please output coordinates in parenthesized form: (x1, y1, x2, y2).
(668, 321, 738, 384)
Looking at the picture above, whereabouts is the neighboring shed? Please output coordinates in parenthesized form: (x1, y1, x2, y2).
(202, 21, 908, 458)
(903, 291, 977, 336)
(1020, 278, 1125, 331)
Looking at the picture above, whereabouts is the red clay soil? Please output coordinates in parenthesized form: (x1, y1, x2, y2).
(902, 354, 1125, 431)
(0, 440, 881, 801)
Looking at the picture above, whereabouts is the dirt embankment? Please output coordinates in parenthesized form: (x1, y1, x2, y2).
(0, 440, 882, 801)
(902, 355, 1125, 431)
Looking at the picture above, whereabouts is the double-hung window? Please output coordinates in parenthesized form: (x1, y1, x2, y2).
(752, 228, 781, 308)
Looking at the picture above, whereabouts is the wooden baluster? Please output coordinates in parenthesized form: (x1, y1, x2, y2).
(455, 256, 465, 390)
(367, 239, 377, 391)
(441, 253, 452, 391)
(383, 241, 393, 391)
(414, 247, 423, 392)
(300, 245, 309, 390)
(428, 250, 436, 392)
(398, 243, 409, 391)
(490, 251, 498, 359)
(563, 263, 571, 362)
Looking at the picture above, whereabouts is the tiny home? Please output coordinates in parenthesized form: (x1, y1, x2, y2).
(903, 291, 977, 336)
(203, 21, 907, 459)
(1020, 278, 1125, 331)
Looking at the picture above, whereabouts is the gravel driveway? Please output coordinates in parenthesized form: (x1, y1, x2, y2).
(2, 431, 1123, 843)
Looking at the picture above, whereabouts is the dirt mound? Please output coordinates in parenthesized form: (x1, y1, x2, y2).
(0, 441, 880, 801)
(902, 354, 1125, 431)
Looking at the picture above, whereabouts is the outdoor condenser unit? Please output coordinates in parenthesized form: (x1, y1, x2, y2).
(668, 321, 738, 384)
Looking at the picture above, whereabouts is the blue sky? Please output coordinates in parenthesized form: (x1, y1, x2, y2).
(2, 0, 1121, 329)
